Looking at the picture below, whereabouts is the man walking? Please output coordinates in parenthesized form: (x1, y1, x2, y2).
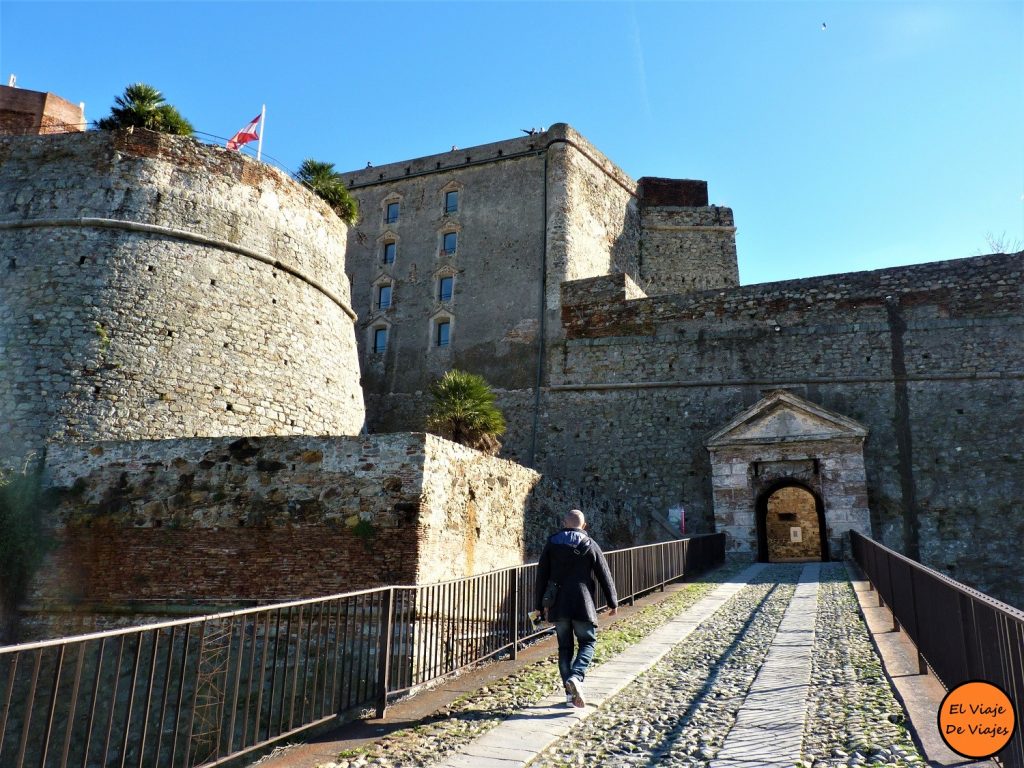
(535, 509, 618, 708)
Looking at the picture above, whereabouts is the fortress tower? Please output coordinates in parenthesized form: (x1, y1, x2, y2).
(0, 128, 365, 465)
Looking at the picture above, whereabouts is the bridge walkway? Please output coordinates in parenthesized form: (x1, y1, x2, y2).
(261, 563, 993, 768)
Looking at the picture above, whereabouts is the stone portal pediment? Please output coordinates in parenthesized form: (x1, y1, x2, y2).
(706, 390, 867, 448)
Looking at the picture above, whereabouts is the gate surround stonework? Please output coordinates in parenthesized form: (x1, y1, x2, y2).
(706, 390, 871, 560)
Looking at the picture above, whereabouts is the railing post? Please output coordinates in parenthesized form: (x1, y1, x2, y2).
(509, 570, 519, 661)
(886, 553, 899, 632)
(908, 567, 927, 675)
(875, 546, 883, 607)
(628, 549, 636, 606)
(375, 589, 395, 719)
(859, 537, 874, 591)
(660, 544, 666, 592)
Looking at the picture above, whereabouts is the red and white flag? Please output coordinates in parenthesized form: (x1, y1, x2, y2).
(226, 113, 261, 151)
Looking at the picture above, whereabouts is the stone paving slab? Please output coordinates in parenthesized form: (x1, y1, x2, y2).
(710, 563, 820, 768)
(429, 564, 765, 768)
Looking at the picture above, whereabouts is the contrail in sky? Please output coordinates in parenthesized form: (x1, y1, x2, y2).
(629, 3, 654, 122)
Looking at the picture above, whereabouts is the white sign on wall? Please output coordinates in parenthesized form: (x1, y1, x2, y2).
(790, 526, 803, 543)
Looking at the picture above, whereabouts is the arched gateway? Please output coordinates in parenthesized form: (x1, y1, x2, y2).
(705, 390, 871, 561)
(756, 482, 828, 562)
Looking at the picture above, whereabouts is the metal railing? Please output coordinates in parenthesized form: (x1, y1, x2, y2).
(851, 531, 1024, 768)
(0, 533, 724, 767)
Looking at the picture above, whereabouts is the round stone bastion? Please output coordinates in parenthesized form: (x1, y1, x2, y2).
(0, 128, 365, 464)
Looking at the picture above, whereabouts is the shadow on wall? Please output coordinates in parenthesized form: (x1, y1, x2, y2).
(523, 475, 681, 559)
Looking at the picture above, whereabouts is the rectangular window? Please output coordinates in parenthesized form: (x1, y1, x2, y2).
(377, 284, 392, 309)
(385, 202, 400, 224)
(373, 327, 388, 353)
(439, 276, 453, 301)
(445, 190, 458, 214)
(442, 231, 457, 254)
(436, 320, 450, 348)
(382, 242, 396, 264)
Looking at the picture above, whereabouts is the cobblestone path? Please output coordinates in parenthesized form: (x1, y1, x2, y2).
(531, 563, 921, 768)
(532, 564, 802, 768)
(318, 563, 924, 768)
(528, 564, 922, 768)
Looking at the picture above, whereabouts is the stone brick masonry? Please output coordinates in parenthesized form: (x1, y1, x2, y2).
(21, 433, 538, 638)
(0, 85, 85, 136)
(0, 129, 365, 466)
(537, 252, 1024, 607)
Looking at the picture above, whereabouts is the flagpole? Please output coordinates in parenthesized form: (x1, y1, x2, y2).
(256, 104, 266, 162)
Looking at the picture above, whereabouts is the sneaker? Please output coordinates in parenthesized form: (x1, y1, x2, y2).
(565, 676, 585, 708)
(565, 693, 574, 707)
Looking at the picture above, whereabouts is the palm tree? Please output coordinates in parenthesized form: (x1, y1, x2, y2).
(95, 83, 194, 136)
(425, 370, 507, 455)
(295, 159, 359, 225)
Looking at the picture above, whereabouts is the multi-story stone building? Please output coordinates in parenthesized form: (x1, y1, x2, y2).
(341, 124, 738, 446)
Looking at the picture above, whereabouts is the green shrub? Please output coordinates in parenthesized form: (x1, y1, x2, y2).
(0, 463, 54, 634)
(295, 159, 359, 224)
(425, 370, 506, 455)
(95, 82, 194, 136)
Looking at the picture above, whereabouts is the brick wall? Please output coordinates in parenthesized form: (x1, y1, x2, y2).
(0, 86, 84, 136)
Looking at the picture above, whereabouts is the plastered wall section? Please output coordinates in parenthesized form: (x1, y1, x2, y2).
(765, 487, 821, 560)
(29, 434, 537, 615)
(546, 252, 1024, 606)
(0, 130, 364, 464)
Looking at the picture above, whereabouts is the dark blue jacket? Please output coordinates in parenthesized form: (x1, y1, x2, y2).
(535, 528, 618, 624)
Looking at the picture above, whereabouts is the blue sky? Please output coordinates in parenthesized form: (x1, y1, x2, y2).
(2, 1, 1021, 285)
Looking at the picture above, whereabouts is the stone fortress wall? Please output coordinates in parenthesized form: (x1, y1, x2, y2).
(0, 129, 366, 466)
(340, 125, 1023, 608)
(340, 124, 738, 436)
(344, 134, 549, 401)
(20, 433, 537, 638)
(637, 177, 739, 295)
(3, 108, 1021, 638)
(537, 254, 1024, 604)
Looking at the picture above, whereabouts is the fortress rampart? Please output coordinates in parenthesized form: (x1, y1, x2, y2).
(537, 252, 1024, 604)
(0, 129, 365, 464)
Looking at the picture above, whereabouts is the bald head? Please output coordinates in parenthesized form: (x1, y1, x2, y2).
(563, 509, 586, 530)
